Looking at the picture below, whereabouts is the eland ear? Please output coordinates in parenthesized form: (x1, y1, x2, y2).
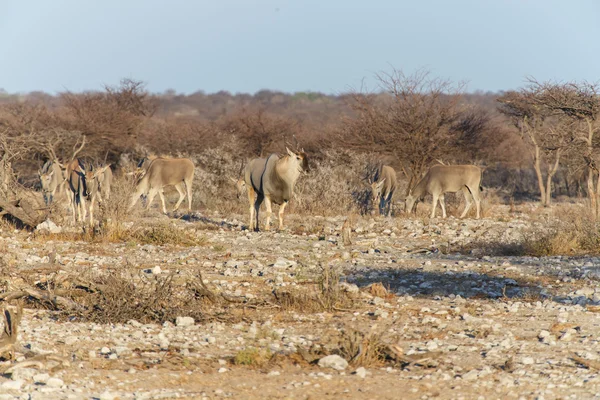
(228, 177, 238, 184)
(286, 147, 295, 157)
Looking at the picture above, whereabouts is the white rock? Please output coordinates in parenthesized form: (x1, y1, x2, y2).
(538, 330, 551, 339)
(318, 355, 348, 371)
(2, 380, 24, 390)
(462, 370, 479, 380)
(354, 367, 367, 378)
(151, 266, 162, 275)
(100, 347, 111, 355)
(33, 373, 50, 384)
(175, 316, 195, 327)
(521, 357, 535, 365)
(35, 219, 62, 234)
(272, 258, 296, 268)
(98, 391, 116, 400)
(10, 368, 36, 381)
(46, 377, 64, 388)
(218, 367, 228, 373)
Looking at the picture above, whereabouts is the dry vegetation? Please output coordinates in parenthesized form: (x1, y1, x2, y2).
(2, 72, 600, 398)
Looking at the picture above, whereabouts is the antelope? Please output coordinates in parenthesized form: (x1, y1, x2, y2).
(368, 165, 397, 216)
(81, 163, 111, 226)
(244, 148, 309, 231)
(128, 156, 195, 213)
(96, 164, 113, 202)
(229, 176, 246, 199)
(405, 164, 483, 219)
(66, 158, 88, 224)
(228, 160, 247, 199)
(39, 160, 68, 206)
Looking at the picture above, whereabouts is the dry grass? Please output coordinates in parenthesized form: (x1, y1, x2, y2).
(334, 329, 390, 367)
(272, 264, 355, 312)
(62, 269, 211, 324)
(461, 204, 600, 257)
(233, 347, 272, 367)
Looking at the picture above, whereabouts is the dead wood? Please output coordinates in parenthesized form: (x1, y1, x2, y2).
(0, 303, 23, 359)
(0, 198, 47, 229)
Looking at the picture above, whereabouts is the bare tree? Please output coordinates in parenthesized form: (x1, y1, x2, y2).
(340, 68, 465, 193)
(498, 86, 574, 206)
(223, 107, 298, 157)
(529, 80, 600, 215)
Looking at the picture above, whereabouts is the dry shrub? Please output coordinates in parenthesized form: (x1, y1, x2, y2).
(272, 264, 354, 312)
(190, 147, 377, 218)
(366, 282, 391, 298)
(233, 347, 272, 367)
(288, 150, 373, 216)
(463, 204, 600, 256)
(520, 206, 600, 256)
(192, 144, 248, 214)
(65, 270, 209, 324)
(334, 329, 389, 367)
(120, 224, 207, 247)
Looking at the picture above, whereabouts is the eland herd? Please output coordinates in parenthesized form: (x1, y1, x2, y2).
(38, 140, 484, 231)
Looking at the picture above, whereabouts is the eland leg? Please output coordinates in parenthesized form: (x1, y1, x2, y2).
(247, 186, 257, 231)
(146, 188, 159, 211)
(430, 194, 439, 219)
(264, 197, 273, 231)
(158, 189, 168, 214)
(185, 178, 193, 212)
(465, 185, 481, 219)
(459, 187, 473, 218)
(278, 202, 288, 231)
(253, 194, 264, 232)
(173, 183, 186, 212)
(88, 196, 95, 227)
(439, 194, 447, 218)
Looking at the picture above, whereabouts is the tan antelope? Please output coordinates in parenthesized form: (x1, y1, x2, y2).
(96, 165, 113, 202)
(39, 160, 68, 206)
(66, 158, 88, 224)
(128, 156, 195, 213)
(244, 148, 309, 231)
(368, 165, 397, 216)
(228, 160, 247, 199)
(229, 176, 246, 199)
(80, 163, 112, 226)
(405, 165, 483, 219)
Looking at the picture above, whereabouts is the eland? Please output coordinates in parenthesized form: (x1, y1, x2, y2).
(405, 165, 483, 219)
(39, 160, 67, 206)
(66, 159, 111, 226)
(368, 165, 397, 216)
(128, 156, 195, 213)
(244, 148, 309, 231)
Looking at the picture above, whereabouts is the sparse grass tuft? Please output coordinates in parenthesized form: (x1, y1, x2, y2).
(272, 264, 354, 312)
(334, 329, 389, 367)
(461, 205, 600, 257)
(63, 269, 211, 324)
(233, 347, 272, 367)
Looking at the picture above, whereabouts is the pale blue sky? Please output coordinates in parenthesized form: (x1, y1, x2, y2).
(1, 0, 599, 94)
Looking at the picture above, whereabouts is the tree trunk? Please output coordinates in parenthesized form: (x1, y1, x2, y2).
(533, 145, 547, 206)
(544, 148, 561, 206)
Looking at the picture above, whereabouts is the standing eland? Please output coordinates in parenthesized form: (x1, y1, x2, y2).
(368, 165, 397, 216)
(128, 157, 195, 213)
(244, 148, 309, 231)
(95, 165, 113, 202)
(405, 165, 483, 219)
(39, 160, 67, 206)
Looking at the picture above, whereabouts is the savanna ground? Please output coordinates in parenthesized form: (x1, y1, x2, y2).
(3, 76, 600, 399)
(3, 187, 600, 399)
